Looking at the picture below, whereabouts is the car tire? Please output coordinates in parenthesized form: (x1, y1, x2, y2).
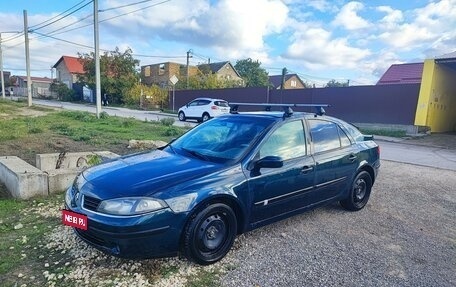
(178, 111, 186, 121)
(202, 113, 210, 122)
(340, 171, 372, 211)
(183, 203, 237, 265)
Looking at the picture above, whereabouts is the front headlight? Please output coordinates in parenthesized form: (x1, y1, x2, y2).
(97, 197, 167, 216)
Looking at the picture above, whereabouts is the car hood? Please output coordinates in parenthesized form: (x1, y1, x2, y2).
(81, 150, 221, 199)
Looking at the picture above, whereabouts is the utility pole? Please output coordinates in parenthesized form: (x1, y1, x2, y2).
(94, 0, 101, 118)
(24, 10, 32, 106)
(280, 67, 287, 90)
(0, 33, 5, 99)
(186, 49, 192, 89)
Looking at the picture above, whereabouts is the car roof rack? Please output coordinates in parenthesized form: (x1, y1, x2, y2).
(229, 102, 329, 117)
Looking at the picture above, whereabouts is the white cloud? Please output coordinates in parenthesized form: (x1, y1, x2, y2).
(101, 0, 288, 61)
(332, 1, 370, 30)
(377, 0, 456, 55)
(283, 23, 371, 69)
(376, 6, 403, 29)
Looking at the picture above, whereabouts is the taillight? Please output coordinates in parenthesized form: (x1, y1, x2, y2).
(211, 105, 218, 110)
(376, 146, 380, 157)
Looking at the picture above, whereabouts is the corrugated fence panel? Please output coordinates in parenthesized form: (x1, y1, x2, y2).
(172, 84, 421, 125)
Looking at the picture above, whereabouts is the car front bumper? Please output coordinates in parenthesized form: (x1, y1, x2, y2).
(65, 198, 188, 259)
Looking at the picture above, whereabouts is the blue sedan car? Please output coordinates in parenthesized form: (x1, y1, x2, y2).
(64, 105, 380, 265)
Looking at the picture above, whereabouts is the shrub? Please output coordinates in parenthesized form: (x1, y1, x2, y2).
(160, 117, 175, 126)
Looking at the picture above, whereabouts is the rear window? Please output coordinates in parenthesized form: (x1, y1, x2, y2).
(199, 100, 211, 105)
(214, 101, 229, 107)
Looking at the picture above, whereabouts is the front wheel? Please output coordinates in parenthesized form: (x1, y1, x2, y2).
(340, 171, 372, 211)
(183, 203, 237, 265)
(178, 111, 186, 121)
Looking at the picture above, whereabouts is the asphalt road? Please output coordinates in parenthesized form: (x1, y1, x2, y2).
(220, 160, 456, 287)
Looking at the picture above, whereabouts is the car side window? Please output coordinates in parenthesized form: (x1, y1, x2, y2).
(188, 101, 198, 107)
(338, 126, 352, 147)
(199, 100, 211, 106)
(309, 120, 341, 153)
(259, 120, 306, 160)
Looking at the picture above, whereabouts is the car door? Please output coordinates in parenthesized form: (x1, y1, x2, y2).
(307, 119, 359, 202)
(246, 120, 316, 225)
(185, 100, 201, 118)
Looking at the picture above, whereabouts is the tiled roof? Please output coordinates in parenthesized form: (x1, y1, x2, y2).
(269, 74, 295, 88)
(197, 61, 241, 77)
(53, 56, 85, 74)
(18, 76, 53, 83)
(376, 63, 424, 85)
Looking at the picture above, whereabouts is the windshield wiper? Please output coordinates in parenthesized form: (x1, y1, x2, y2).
(181, 148, 210, 161)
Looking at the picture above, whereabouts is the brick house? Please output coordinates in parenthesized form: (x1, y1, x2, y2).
(53, 56, 85, 89)
(141, 61, 243, 87)
(269, 74, 306, 89)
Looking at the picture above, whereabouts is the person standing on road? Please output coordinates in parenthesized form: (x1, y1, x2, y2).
(102, 93, 108, 106)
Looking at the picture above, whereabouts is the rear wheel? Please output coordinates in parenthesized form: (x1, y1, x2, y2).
(202, 113, 210, 122)
(178, 111, 186, 121)
(183, 203, 237, 265)
(340, 171, 372, 211)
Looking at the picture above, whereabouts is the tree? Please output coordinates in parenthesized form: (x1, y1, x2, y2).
(124, 83, 168, 109)
(175, 73, 242, 90)
(78, 47, 140, 104)
(325, 79, 349, 87)
(234, 58, 270, 87)
(50, 81, 77, 101)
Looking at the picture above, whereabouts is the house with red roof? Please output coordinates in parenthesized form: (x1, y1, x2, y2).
(53, 56, 85, 88)
(376, 62, 424, 85)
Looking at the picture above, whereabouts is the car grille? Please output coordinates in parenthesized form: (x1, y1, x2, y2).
(83, 195, 101, 211)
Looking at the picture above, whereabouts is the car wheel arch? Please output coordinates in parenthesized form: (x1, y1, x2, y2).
(181, 195, 245, 240)
(357, 164, 376, 185)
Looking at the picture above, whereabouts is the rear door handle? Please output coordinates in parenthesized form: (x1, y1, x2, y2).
(348, 154, 357, 162)
(301, 166, 314, 173)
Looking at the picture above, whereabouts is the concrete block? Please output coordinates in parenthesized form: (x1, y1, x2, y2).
(0, 156, 48, 199)
(47, 168, 80, 194)
(36, 151, 119, 170)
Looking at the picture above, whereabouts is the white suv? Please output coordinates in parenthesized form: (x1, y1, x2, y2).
(178, 98, 230, 122)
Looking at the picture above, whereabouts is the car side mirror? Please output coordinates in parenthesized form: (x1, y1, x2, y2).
(255, 156, 283, 169)
(363, 135, 374, 141)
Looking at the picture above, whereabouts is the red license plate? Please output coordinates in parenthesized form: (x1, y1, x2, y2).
(62, 209, 88, 230)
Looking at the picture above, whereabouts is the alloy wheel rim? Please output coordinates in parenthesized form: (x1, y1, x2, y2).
(354, 178, 367, 202)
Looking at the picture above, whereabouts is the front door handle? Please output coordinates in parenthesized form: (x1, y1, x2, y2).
(301, 166, 314, 173)
(348, 154, 357, 162)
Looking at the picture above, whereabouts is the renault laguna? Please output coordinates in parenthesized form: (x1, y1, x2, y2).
(63, 104, 380, 265)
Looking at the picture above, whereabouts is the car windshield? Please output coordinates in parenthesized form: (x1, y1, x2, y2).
(170, 116, 274, 163)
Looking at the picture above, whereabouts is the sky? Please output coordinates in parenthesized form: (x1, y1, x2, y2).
(0, 0, 455, 86)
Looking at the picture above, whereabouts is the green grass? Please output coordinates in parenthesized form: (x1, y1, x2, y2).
(359, 128, 407, 138)
(0, 194, 64, 286)
(0, 101, 188, 145)
(186, 269, 221, 287)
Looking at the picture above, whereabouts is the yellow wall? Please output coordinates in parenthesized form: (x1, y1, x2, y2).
(415, 59, 456, 132)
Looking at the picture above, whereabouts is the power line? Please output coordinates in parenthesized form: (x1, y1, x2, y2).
(31, 0, 93, 32)
(99, 0, 171, 23)
(99, 0, 160, 12)
(29, 0, 90, 29)
(31, 31, 94, 49)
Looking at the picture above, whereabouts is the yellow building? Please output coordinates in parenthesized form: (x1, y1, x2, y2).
(415, 52, 456, 132)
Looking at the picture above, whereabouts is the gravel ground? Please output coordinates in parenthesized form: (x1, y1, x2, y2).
(221, 160, 456, 287)
(22, 160, 455, 286)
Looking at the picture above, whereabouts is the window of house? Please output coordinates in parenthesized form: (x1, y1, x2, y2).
(290, 80, 297, 87)
(144, 66, 151, 77)
(158, 64, 165, 75)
